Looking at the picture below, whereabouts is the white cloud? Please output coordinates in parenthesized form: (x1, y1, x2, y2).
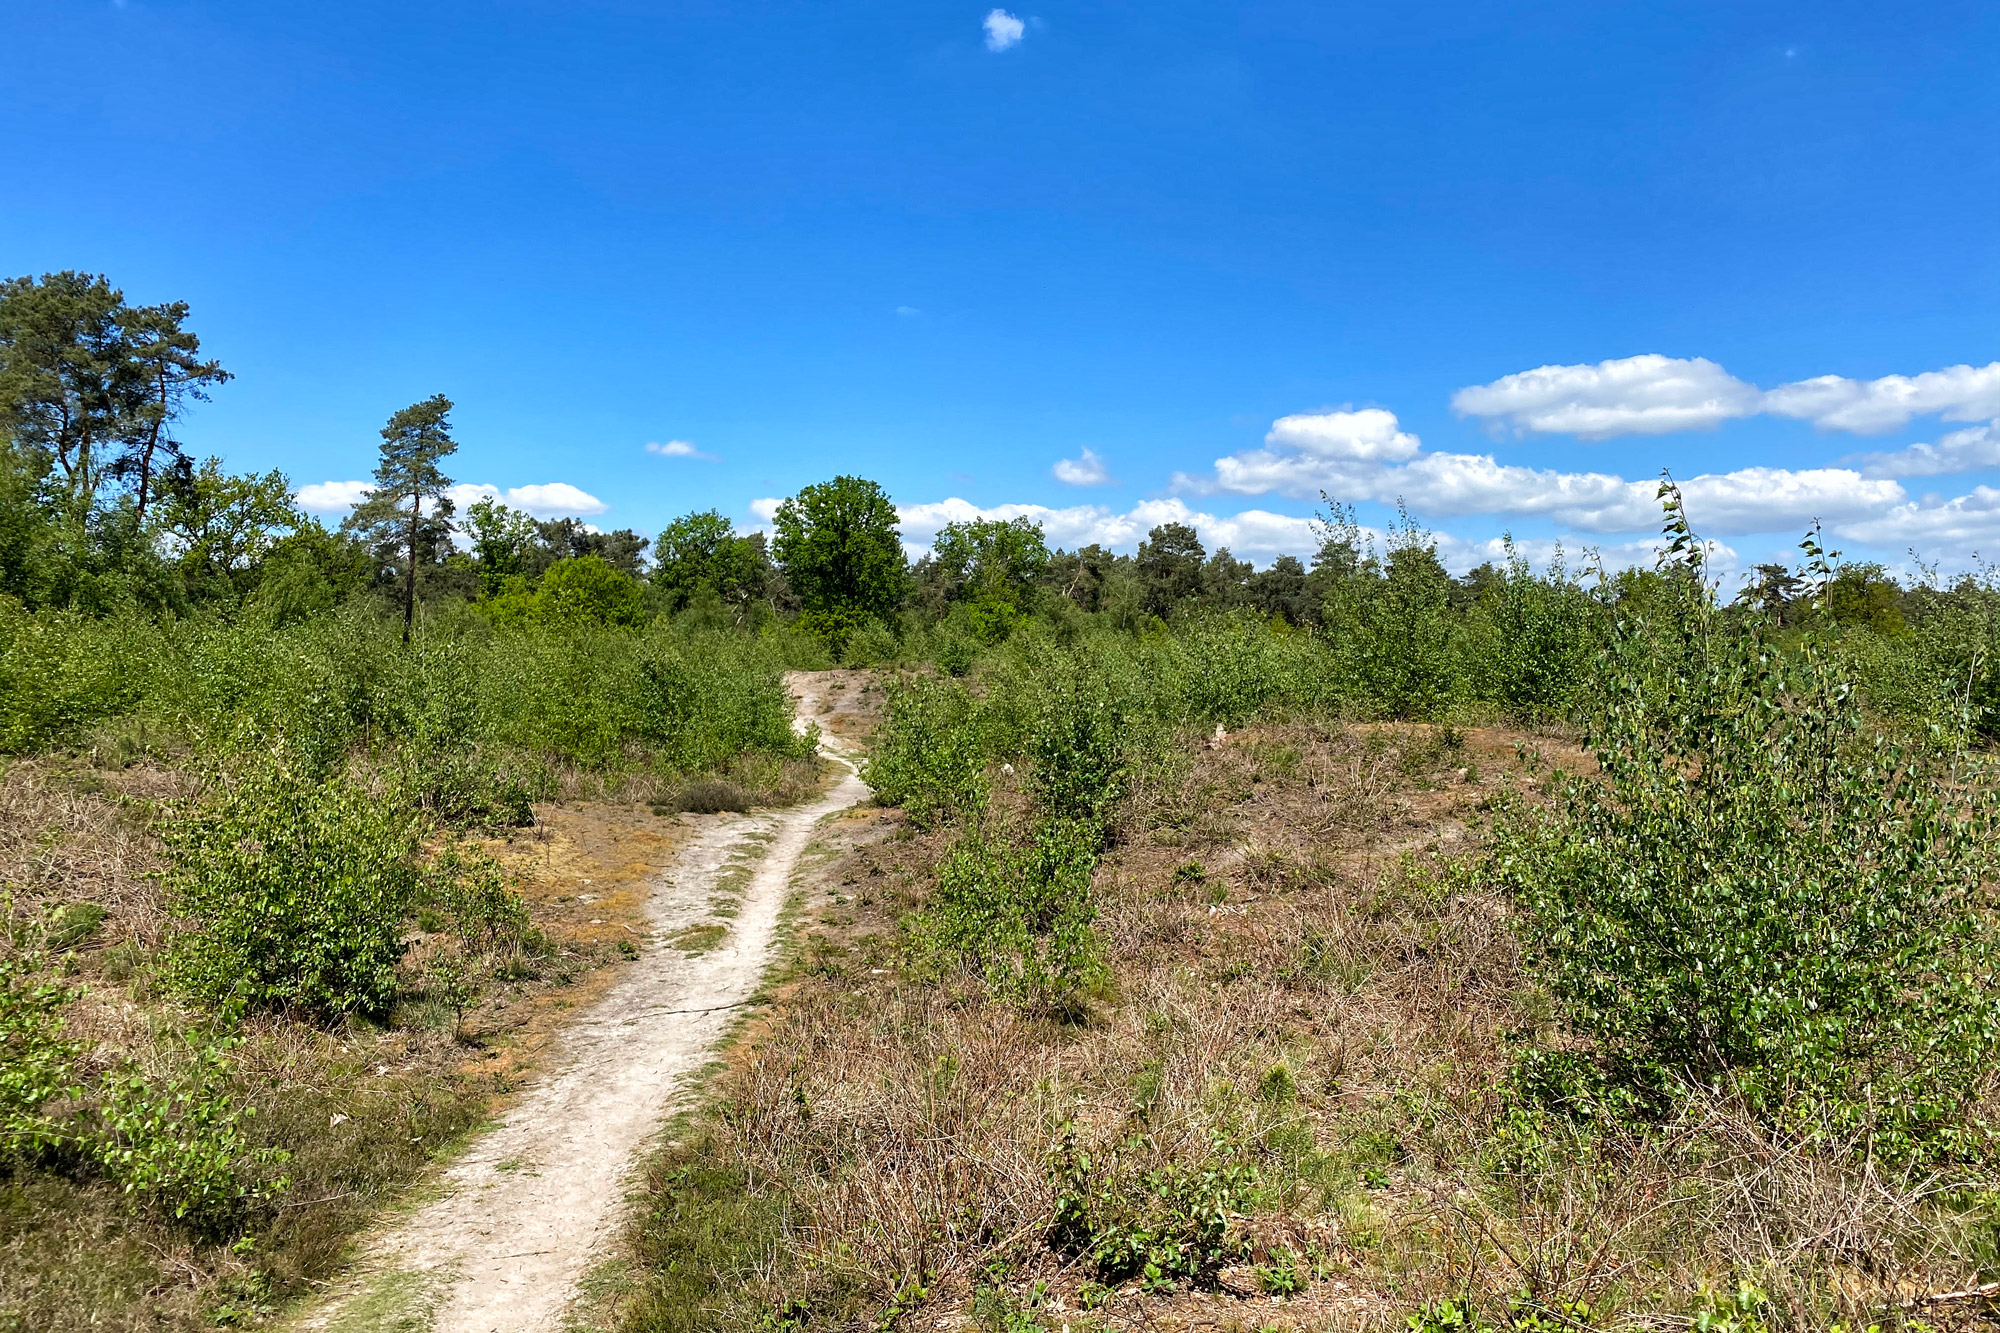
(646, 439, 716, 461)
(447, 482, 609, 518)
(1452, 355, 1762, 438)
(1052, 448, 1114, 486)
(297, 479, 608, 520)
(748, 497, 782, 523)
(1833, 485, 2000, 555)
(1455, 355, 2000, 439)
(1179, 404, 1906, 535)
(1180, 408, 1424, 499)
(1764, 363, 2000, 434)
(1847, 420, 2000, 479)
(895, 305, 921, 318)
(895, 497, 1318, 562)
(1267, 408, 1422, 461)
(295, 480, 372, 513)
(983, 8, 1025, 50)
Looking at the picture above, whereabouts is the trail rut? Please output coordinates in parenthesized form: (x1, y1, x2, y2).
(297, 673, 868, 1333)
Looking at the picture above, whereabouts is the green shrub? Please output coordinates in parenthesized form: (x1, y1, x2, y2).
(0, 934, 82, 1160)
(840, 618, 900, 666)
(421, 842, 531, 951)
(1490, 566, 2000, 1157)
(1020, 647, 1127, 827)
(659, 777, 751, 814)
(0, 601, 155, 752)
(909, 818, 1104, 1013)
(864, 674, 990, 827)
(163, 757, 421, 1019)
(1469, 539, 1598, 725)
(90, 1023, 290, 1228)
(1047, 1130, 1257, 1289)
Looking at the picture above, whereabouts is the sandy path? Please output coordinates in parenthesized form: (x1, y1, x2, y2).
(297, 673, 868, 1333)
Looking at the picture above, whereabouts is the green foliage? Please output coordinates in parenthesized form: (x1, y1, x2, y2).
(910, 818, 1104, 1012)
(480, 557, 650, 630)
(1491, 505, 2000, 1158)
(864, 673, 991, 827)
(1470, 538, 1597, 724)
(0, 931, 82, 1160)
(1322, 506, 1463, 719)
(625, 1157, 796, 1333)
(421, 842, 532, 951)
(460, 496, 539, 597)
(1020, 644, 1127, 827)
(1135, 522, 1205, 619)
(342, 394, 459, 642)
(772, 475, 907, 650)
(154, 461, 302, 602)
(653, 509, 770, 615)
(90, 1022, 290, 1228)
(162, 756, 421, 1019)
(1048, 1130, 1257, 1289)
(0, 600, 156, 752)
(933, 516, 1050, 643)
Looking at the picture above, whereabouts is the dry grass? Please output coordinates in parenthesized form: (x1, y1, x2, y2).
(0, 757, 696, 1332)
(618, 719, 2000, 1333)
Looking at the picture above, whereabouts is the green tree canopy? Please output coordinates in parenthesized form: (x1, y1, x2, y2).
(1135, 522, 1205, 618)
(0, 272, 228, 524)
(156, 460, 301, 602)
(933, 517, 1049, 604)
(772, 475, 906, 646)
(461, 497, 539, 598)
(653, 508, 768, 614)
(343, 395, 459, 644)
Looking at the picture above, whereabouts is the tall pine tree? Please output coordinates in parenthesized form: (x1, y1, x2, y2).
(344, 395, 459, 644)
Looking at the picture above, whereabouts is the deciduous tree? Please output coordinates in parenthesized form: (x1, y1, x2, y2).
(772, 475, 906, 648)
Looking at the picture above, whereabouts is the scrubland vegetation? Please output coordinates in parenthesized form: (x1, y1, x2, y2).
(5, 270, 2000, 1331)
(621, 498, 2000, 1333)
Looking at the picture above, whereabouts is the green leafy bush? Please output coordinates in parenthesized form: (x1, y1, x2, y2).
(90, 1023, 290, 1228)
(909, 818, 1104, 1013)
(1047, 1130, 1257, 1290)
(163, 757, 421, 1019)
(0, 601, 156, 752)
(0, 933, 82, 1160)
(864, 673, 991, 827)
(1020, 646, 1127, 827)
(421, 842, 532, 950)
(1491, 540, 2000, 1157)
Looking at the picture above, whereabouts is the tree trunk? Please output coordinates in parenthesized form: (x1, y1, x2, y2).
(133, 362, 167, 523)
(403, 494, 419, 646)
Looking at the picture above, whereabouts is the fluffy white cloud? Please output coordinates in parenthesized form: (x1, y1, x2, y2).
(1268, 408, 1421, 461)
(748, 497, 782, 523)
(1764, 363, 2000, 433)
(1833, 486, 2000, 554)
(894, 497, 1318, 562)
(646, 439, 715, 460)
(1182, 408, 1423, 498)
(297, 479, 608, 519)
(1052, 448, 1114, 486)
(982, 8, 1024, 51)
(1451, 355, 1762, 438)
(1455, 355, 2000, 439)
(1180, 404, 1904, 535)
(448, 482, 608, 517)
(296, 480, 604, 516)
(1846, 421, 2000, 478)
(294, 480, 372, 513)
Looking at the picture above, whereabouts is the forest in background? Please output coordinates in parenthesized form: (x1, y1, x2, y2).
(3, 271, 1999, 1331)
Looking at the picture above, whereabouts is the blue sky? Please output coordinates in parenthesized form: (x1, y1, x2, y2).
(5, 0, 1997, 579)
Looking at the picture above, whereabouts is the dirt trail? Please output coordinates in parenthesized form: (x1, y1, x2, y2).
(296, 673, 869, 1333)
